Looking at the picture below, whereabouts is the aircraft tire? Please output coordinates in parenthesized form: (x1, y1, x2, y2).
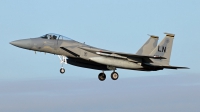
(98, 73, 106, 81)
(111, 72, 119, 80)
(60, 68, 65, 74)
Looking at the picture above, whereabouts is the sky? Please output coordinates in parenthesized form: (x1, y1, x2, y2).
(0, 0, 200, 112)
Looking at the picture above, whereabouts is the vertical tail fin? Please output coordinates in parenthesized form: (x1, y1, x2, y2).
(149, 33, 175, 65)
(136, 35, 159, 55)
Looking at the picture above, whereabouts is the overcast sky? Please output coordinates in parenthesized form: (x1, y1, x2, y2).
(0, 0, 200, 112)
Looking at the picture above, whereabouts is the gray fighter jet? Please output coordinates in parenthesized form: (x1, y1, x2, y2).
(10, 32, 189, 81)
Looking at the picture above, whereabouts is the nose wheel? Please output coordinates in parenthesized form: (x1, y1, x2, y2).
(60, 68, 65, 74)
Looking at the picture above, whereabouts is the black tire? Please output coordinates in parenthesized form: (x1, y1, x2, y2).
(98, 73, 106, 81)
(60, 68, 65, 74)
(111, 72, 119, 80)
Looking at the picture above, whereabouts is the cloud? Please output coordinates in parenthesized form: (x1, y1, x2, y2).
(0, 74, 200, 112)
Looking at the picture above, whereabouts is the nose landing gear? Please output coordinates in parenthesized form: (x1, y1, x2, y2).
(58, 55, 67, 74)
(60, 68, 65, 74)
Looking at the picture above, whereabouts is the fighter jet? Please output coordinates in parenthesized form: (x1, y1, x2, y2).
(10, 32, 189, 81)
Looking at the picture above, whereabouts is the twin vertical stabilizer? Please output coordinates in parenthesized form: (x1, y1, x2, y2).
(149, 33, 175, 65)
(136, 35, 159, 55)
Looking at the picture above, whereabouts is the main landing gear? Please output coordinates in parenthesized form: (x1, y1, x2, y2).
(98, 72, 106, 81)
(58, 55, 67, 74)
(98, 71, 119, 81)
(111, 72, 119, 80)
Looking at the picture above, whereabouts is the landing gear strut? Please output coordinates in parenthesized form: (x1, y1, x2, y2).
(58, 55, 67, 74)
(98, 72, 106, 81)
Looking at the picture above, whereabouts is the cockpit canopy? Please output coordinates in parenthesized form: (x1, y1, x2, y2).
(40, 33, 73, 41)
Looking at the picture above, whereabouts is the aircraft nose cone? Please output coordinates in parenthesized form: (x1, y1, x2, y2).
(10, 39, 32, 49)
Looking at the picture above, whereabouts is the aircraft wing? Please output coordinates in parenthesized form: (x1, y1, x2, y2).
(162, 66, 189, 69)
(109, 52, 166, 59)
(144, 63, 189, 69)
(79, 47, 166, 61)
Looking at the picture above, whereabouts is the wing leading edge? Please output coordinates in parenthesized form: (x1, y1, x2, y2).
(144, 63, 189, 69)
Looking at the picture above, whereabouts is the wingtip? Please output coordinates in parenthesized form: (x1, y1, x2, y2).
(177, 67, 190, 69)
